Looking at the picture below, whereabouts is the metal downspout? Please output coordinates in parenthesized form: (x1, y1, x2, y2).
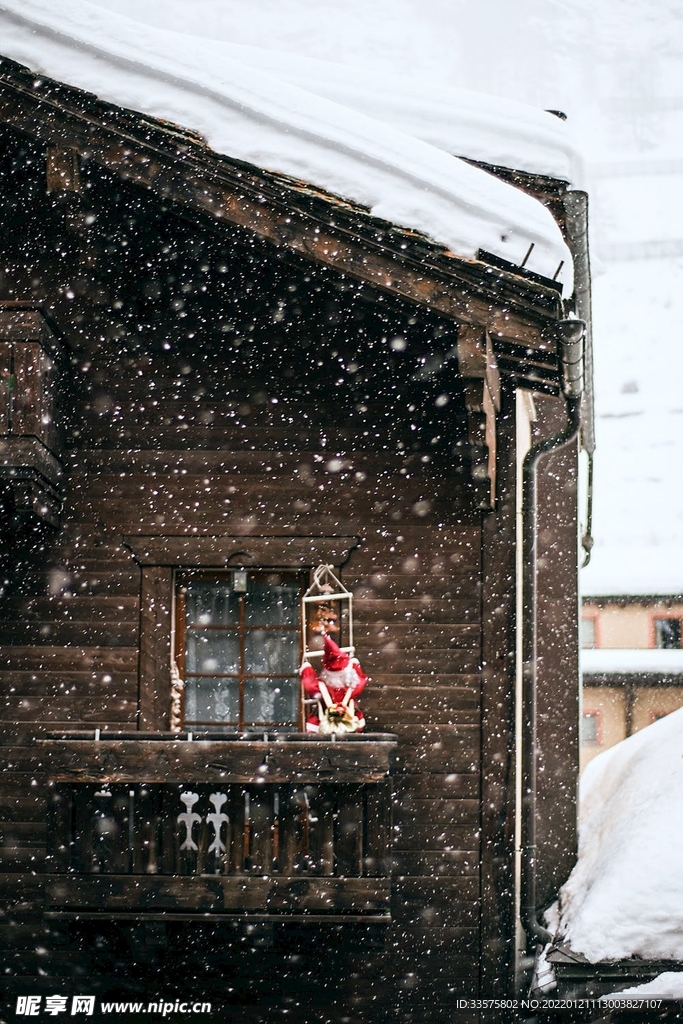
(563, 191, 595, 567)
(520, 319, 585, 949)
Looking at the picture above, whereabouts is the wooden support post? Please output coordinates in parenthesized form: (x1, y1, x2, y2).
(458, 325, 501, 509)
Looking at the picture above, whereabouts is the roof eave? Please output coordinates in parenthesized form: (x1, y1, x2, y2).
(0, 56, 569, 390)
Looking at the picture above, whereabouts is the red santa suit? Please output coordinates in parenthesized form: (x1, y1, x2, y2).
(301, 635, 367, 734)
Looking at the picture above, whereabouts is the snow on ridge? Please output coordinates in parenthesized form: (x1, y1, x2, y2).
(582, 648, 683, 675)
(555, 706, 683, 962)
(0, 0, 573, 291)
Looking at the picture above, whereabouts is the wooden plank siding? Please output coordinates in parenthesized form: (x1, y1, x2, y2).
(0, 119, 564, 1020)
(0, 396, 485, 1015)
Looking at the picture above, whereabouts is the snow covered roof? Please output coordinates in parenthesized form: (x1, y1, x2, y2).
(230, 50, 581, 184)
(582, 648, 683, 676)
(552, 706, 683, 962)
(0, 0, 574, 293)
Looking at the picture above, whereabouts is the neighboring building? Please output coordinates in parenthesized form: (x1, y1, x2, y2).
(581, 597, 683, 769)
(0, 14, 591, 1021)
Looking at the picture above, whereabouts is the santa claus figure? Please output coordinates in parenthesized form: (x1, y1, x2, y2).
(301, 635, 367, 734)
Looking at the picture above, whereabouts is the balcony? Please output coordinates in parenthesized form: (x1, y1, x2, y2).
(39, 732, 397, 923)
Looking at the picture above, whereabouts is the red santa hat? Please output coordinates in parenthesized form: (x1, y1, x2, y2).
(322, 635, 350, 672)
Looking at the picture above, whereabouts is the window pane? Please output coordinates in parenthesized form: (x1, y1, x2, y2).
(245, 580, 300, 626)
(245, 629, 299, 674)
(655, 618, 681, 649)
(185, 582, 240, 627)
(179, 572, 303, 729)
(580, 714, 598, 744)
(580, 617, 596, 649)
(184, 677, 239, 725)
(185, 630, 240, 675)
(244, 676, 300, 725)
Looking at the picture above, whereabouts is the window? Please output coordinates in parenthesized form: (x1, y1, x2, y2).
(580, 615, 596, 649)
(654, 617, 681, 649)
(175, 571, 304, 731)
(580, 712, 599, 745)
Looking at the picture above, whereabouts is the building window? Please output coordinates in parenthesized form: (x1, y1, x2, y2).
(580, 615, 597, 649)
(175, 571, 304, 730)
(654, 617, 682, 649)
(580, 712, 599, 745)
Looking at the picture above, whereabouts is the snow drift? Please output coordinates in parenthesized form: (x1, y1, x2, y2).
(555, 706, 683, 961)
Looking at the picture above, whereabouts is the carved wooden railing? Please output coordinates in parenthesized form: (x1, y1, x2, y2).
(40, 733, 396, 922)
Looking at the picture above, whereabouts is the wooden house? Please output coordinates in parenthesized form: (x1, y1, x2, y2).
(0, 53, 591, 1023)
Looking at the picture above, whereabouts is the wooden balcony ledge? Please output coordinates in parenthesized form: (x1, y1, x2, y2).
(38, 731, 398, 786)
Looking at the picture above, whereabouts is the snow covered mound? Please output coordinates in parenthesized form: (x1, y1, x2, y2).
(556, 706, 683, 962)
(0, 0, 573, 292)
(603, 973, 683, 1001)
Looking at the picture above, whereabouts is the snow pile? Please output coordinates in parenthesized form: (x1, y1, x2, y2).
(555, 706, 683, 961)
(0, 0, 573, 290)
(582, 648, 683, 675)
(603, 973, 683, 1000)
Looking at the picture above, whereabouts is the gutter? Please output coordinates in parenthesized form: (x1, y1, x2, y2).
(520, 318, 585, 950)
(562, 191, 595, 566)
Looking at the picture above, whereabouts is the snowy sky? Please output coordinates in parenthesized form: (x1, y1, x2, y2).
(2, 0, 682, 594)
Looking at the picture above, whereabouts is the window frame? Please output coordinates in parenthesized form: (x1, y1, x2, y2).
(580, 612, 598, 650)
(652, 614, 683, 650)
(122, 533, 360, 732)
(174, 569, 308, 732)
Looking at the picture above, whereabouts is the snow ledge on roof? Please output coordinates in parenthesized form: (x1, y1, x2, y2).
(582, 648, 683, 676)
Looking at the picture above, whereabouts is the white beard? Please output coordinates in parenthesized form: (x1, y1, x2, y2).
(320, 662, 357, 690)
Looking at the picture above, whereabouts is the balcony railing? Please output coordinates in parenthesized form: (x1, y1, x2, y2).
(40, 732, 396, 922)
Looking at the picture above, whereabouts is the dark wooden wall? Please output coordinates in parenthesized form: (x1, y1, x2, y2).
(0, 129, 497, 1021)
